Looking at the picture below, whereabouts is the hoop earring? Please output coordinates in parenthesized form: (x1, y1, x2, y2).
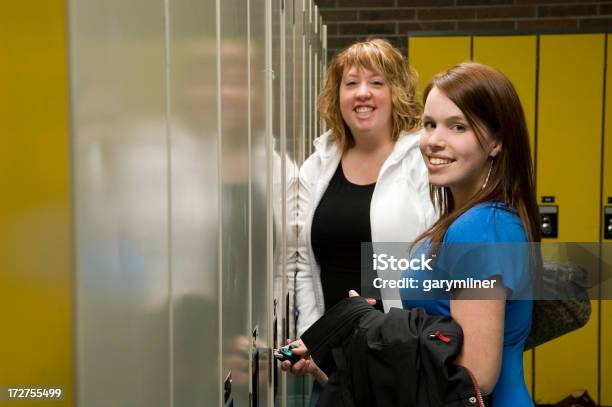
(482, 159, 494, 190)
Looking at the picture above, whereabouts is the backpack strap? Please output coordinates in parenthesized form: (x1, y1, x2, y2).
(302, 297, 374, 369)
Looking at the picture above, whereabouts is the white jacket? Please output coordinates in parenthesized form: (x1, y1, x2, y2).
(293, 129, 437, 336)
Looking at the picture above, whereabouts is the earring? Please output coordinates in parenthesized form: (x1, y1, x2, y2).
(482, 159, 494, 190)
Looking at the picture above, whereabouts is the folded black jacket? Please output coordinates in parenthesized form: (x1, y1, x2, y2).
(301, 297, 489, 407)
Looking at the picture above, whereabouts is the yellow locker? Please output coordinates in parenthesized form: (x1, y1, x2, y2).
(473, 36, 537, 158)
(472, 35, 538, 398)
(535, 34, 605, 404)
(0, 2, 73, 406)
(407, 36, 471, 101)
(601, 34, 612, 407)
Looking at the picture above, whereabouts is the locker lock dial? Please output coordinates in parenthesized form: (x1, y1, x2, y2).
(605, 207, 612, 240)
(539, 206, 558, 239)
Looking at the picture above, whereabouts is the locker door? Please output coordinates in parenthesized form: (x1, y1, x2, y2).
(273, 0, 289, 403)
(407, 36, 471, 99)
(220, 0, 250, 404)
(535, 34, 605, 404)
(313, 7, 320, 141)
(287, 2, 312, 403)
(303, 0, 308, 160)
(321, 24, 327, 133)
(601, 33, 612, 407)
(308, 1, 314, 154)
(250, 0, 273, 404)
(167, 0, 221, 405)
(295, 0, 305, 164)
(472, 35, 538, 398)
(322, 24, 328, 78)
(0, 2, 73, 405)
(70, 1, 171, 405)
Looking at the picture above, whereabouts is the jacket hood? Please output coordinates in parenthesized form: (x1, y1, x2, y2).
(312, 129, 423, 163)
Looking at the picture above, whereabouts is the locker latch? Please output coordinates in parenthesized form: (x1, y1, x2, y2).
(251, 326, 259, 407)
(224, 371, 233, 406)
(539, 205, 558, 239)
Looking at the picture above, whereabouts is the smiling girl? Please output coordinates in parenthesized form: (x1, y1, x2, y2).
(284, 40, 436, 401)
(402, 62, 540, 406)
(292, 39, 435, 339)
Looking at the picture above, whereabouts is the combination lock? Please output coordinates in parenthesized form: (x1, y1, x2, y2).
(605, 207, 612, 240)
(539, 206, 558, 239)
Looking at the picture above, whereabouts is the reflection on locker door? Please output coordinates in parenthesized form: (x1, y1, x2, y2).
(535, 34, 605, 405)
(407, 36, 471, 97)
(472, 35, 537, 398)
(601, 33, 612, 407)
(250, 0, 273, 403)
(220, 0, 251, 404)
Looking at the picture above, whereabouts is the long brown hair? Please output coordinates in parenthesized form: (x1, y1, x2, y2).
(418, 62, 541, 245)
(317, 38, 422, 151)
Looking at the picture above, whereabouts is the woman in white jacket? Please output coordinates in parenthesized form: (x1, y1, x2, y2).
(290, 38, 436, 343)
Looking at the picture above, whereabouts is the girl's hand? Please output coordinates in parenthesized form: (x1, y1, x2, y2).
(279, 339, 328, 385)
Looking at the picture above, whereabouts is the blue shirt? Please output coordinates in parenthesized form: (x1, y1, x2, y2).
(401, 202, 534, 407)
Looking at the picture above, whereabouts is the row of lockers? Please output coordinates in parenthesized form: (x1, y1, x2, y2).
(1, 0, 326, 406)
(408, 34, 611, 406)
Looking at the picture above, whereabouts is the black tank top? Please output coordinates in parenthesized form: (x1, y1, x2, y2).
(311, 162, 380, 310)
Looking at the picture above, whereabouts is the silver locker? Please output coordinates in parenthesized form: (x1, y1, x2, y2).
(69, 1, 170, 405)
(250, 0, 273, 405)
(219, 0, 250, 403)
(168, 0, 221, 405)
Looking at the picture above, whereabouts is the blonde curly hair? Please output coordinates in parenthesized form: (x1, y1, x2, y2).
(318, 38, 422, 151)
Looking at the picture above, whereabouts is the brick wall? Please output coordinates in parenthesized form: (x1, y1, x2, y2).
(315, 0, 612, 57)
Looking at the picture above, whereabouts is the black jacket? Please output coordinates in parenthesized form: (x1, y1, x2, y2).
(301, 297, 488, 407)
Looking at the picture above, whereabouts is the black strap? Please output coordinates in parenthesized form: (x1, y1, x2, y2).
(302, 297, 374, 368)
